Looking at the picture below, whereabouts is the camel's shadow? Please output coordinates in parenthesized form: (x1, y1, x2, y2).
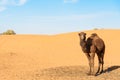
(96, 65, 120, 76)
(104, 65, 120, 73)
(40, 65, 120, 77)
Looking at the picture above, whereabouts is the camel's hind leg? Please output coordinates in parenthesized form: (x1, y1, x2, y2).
(96, 52, 104, 75)
(96, 53, 101, 75)
(100, 53, 104, 74)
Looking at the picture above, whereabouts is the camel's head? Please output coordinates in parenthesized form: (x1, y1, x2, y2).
(78, 32, 86, 41)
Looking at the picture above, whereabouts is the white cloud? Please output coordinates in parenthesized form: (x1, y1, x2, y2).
(19, 0, 27, 5)
(64, 0, 78, 3)
(12, 0, 27, 6)
(0, 0, 7, 5)
(0, 0, 28, 12)
(66, 12, 117, 20)
(0, 6, 6, 12)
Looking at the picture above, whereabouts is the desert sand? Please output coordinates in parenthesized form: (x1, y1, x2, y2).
(0, 29, 120, 80)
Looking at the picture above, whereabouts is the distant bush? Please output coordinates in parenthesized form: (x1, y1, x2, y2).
(94, 28, 99, 30)
(93, 28, 104, 30)
(2, 30, 16, 35)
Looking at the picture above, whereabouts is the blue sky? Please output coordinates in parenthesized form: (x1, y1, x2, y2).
(0, 0, 120, 34)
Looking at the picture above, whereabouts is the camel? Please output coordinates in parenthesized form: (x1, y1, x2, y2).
(78, 32, 105, 76)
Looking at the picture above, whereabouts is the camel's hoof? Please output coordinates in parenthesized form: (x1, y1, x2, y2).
(95, 73, 99, 76)
(95, 70, 104, 76)
(100, 70, 103, 74)
(95, 72, 99, 76)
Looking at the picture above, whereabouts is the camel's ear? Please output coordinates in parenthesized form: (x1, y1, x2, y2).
(78, 33, 81, 36)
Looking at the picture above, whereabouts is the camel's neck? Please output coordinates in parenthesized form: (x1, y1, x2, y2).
(80, 39, 86, 48)
(80, 38, 87, 53)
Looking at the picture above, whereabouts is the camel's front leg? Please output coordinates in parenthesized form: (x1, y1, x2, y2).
(85, 52, 95, 75)
(86, 53, 95, 76)
(90, 52, 95, 75)
(89, 45, 96, 75)
(84, 53, 91, 75)
(85, 53, 90, 62)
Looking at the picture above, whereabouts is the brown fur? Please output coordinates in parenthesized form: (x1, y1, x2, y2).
(78, 32, 105, 76)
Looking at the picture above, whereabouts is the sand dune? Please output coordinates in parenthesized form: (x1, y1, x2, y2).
(0, 29, 120, 80)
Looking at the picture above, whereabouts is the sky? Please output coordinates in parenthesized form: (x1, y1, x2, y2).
(0, 0, 120, 34)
